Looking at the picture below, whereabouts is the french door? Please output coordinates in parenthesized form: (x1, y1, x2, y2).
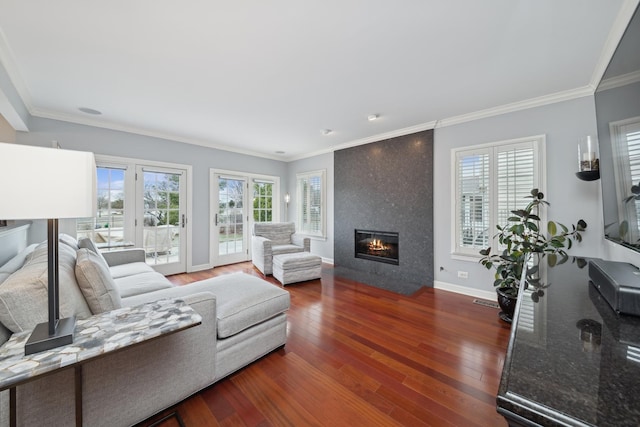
(136, 165, 187, 275)
(212, 174, 249, 266)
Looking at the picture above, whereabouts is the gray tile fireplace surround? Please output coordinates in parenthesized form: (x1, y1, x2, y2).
(334, 130, 433, 295)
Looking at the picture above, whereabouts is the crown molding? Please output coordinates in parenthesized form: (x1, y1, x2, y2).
(436, 85, 594, 129)
(589, 0, 640, 90)
(597, 69, 640, 92)
(286, 121, 438, 162)
(0, 26, 33, 114)
(30, 107, 287, 161)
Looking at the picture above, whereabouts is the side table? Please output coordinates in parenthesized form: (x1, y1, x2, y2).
(0, 299, 202, 426)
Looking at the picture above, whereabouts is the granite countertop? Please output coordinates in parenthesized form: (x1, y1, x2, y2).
(497, 260, 640, 427)
(0, 299, 202, 390)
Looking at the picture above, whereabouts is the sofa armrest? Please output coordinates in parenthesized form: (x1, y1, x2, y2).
(291, 234, 311, 252)
(251, 236, 273, 275)
(102, 248, 146, 266)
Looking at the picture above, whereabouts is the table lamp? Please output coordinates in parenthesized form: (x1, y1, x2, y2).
(0, 143, 96, 354)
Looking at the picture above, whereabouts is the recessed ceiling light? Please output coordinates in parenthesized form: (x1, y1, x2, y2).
(322, 129, 333, 136)
(275, 150, 285, 154)
(78, 107, 102, 115)
(368, 114, 379, 121)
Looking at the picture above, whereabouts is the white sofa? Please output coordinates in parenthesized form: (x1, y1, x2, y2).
(251, 222, 310, 275)
(0, 235, 289, 426)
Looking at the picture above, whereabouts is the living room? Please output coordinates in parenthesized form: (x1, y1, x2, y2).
(1, 1, 640, 426)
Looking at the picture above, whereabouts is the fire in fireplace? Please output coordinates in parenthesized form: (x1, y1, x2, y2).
(354, 229, 399, 265)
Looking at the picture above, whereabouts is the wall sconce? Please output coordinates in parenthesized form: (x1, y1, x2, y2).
(576, 135, 600, 181)
(284, 193, 290, 222)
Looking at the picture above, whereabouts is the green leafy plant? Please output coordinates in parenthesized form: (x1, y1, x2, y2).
(479, 189, 587, 301)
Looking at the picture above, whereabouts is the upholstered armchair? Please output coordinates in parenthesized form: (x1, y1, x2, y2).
(251, 222, 310, 275)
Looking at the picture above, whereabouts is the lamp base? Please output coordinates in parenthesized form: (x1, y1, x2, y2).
(25, 317, 75, 355)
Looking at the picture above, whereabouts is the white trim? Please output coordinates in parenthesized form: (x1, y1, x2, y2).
(433, 280, 497, 301)
(296, 169, 327, 239)
(589, 0, 640, 91)
(598, 70, 640, 92)
(321, 257, 334, 265)
(190, 263, 213, 272)
(439, 87, 594, 129)
(0, 26, 34, 118)
(286, 121, 438, 162)
(209, 168, 281, 267)
(451, 135, 546, 257)
(93, 154, 194, 273)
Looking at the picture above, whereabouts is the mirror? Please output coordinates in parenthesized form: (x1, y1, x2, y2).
(595, 4, 640, 251)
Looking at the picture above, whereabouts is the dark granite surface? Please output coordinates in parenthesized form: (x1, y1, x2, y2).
(497, 260, 640, 426)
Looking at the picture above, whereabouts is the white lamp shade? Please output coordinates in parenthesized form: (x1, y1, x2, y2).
(0, 143, 96, 219)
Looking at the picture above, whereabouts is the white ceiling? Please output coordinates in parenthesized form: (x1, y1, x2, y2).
(0, 0, 633, 160)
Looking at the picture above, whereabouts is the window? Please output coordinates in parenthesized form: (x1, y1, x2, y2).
(452, 136, 544, 257)
(296, 169, 326, 238)
(253, 179, 274, 222)
(611, 117, 640, 242)
(76, 165, 129, 250)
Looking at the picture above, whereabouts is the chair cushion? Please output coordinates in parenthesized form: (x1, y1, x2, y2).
(75, 248, 122, 314)
(114, 272, 174, 298)
(208, 272, 290, 339)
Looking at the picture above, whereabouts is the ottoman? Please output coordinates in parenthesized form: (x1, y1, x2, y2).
(272, 252, 322, 285)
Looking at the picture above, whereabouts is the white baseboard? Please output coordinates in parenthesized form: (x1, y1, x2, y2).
(433, 280, 496, 301)
(189, 263, 213, 273)
(321, 257, 334, 265)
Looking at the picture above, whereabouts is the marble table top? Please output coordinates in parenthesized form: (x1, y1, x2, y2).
(0, 299, 202, 391)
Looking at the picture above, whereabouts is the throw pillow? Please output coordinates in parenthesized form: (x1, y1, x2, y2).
(0, 242, 92, 333)
(75, 248, 122, 314)
(78, 237, 110, 268)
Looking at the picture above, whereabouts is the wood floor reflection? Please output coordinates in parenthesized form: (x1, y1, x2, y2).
(137, 262, 510, 427)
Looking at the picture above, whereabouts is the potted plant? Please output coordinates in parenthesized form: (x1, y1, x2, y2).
(479, 189, 587, 322)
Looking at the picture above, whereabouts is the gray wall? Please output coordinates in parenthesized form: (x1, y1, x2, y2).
(433, 96, 609, 296)
(286, 152, 334, 261)
(15, 116, 288, 267)
(334, 130, 433, 286)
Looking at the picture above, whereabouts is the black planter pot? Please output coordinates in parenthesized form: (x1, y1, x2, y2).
(496, 288, 518, 323)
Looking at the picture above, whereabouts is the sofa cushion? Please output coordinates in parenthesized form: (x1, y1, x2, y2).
(109, 262, 155, 279)
(75, 248, 122, 314)
(209, 272, 290, 339)
(58, 233, 79, 250)
(0, 242, 92, 333)
(114, 272, 174, 298)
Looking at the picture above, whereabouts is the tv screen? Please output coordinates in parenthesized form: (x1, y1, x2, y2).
(594, 4, 640, 253)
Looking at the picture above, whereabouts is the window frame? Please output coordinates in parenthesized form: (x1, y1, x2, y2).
(610, 116, 640, 243)
(252, 178, 275, 223)
(296, 169, 327, 239)
(451, 135, 546, 260)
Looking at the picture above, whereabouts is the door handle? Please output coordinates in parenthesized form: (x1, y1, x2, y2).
(215, 213, 218, 226)
(182, 214, 186, 228)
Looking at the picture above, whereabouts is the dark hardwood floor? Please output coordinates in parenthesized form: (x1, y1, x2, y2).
(137, 262, 511, 427)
